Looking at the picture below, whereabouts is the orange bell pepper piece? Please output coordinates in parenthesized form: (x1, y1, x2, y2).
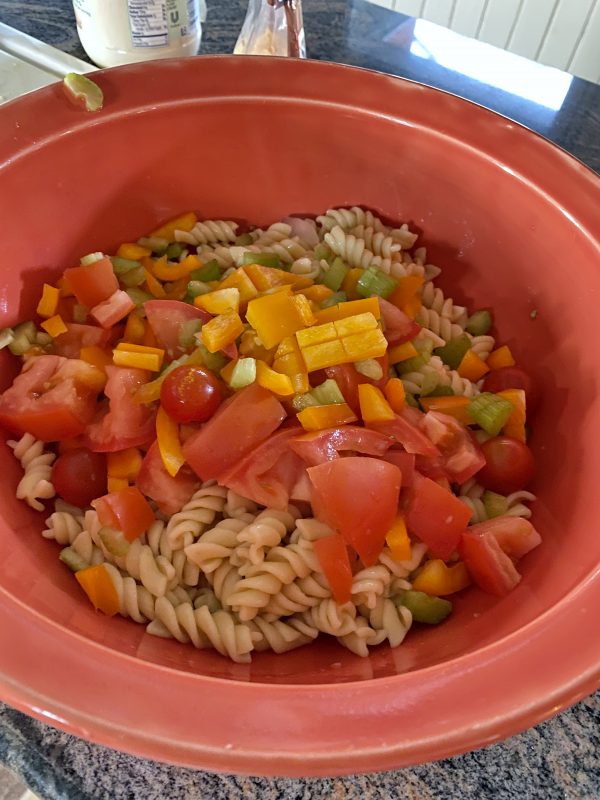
(487, 345, 516, 370)
(342, 267, 364, 300)
(156, 406, 185, 477)
(239, 330, 276, 364)
(116, 242, 151, 260)
(256, 360, 294, 397)
(150, 211, 197, 241)
(313, 297, 381, 325)
(358, 384, 395, 424)
(219, 267, 260, 307)
(76, 564, 120, 616)
(56, 277, 74, 297)
(272, 336, 309, 391)
(497, 388, 526, 442)
(386, 515, 411, 562)
(79, 345, 113, 370)
(152, 254, 201, 281)
(195, 287, 240, 315)
(457, 349, 490, 381)
(411, 559, 471, 596)
(296, 402, 358, 431)
(383, 378, 406, 413)
(107, 448, 143, 481)
(107, 476, 129, 493)
(246, 291, 311, 349)
(40, 314, 68, 338)
(244, 263, 313, 292)
(388, 341, 418, 364)
(420, 395, 473, 425)
(123, 311, 146, 344)
(113, 343, 165, 372)
(143, 266, 166, 299)
(219, 358, 238, 385)
(296, 285, 334, 304)
(36, 284, 60, 318)
(164, 276, 189, 301)
(388, 275, 424, 319)
(201, 311, 244, 353)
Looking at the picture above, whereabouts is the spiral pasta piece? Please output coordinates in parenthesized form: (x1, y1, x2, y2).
(302, 598, 358, 636)
(324, 225, 395, 273)
(42, 509, 83, 545)
(349, 225, 402, 258)
(470, 335, 496, 361)
(351, 565, 392, 610)
(8, 434, 56, 511)
(224, 489, 258, 521)
(235, 508, 299, 569)
(175, 219, 238, 245)
(103, 563, 156, 623)
(206, 559, 240, 609)
(369, 597, 413, 647)
(248, 614, 318, 654)
(290, 256, 323, 281)
(166, 481, 228, 549)
(337, 615, 387, 657)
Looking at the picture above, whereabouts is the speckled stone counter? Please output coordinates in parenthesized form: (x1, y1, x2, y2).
(0, 0, 599, 797)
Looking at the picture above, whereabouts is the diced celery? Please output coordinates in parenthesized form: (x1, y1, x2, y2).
(179, 319, 202, 350)
(354, 358, 383, 381)
(190, 260, 221, 282)
(356, 267, 398, 299)
(467, 392, 514, 436)
(59, 547, 89, 572)
(314, 243, 334, 263)
(119, 266, 146, 288)
(0, 328, 14, 350)
(99, 527, 130, 557)
(483, 490, 508, 519)
(126, 288, 153, 307)
(242, 252, 282, 269)
(434, 334, 471, 370)
(292, 393, 318, 412)
(311, 379, 345, 405)
(398, 590, 452, 624)
(194, 341, 227, 373)
(405, 392, 420, 408)
(185, 281, 211, 301)
(322, 257, 350, 292)
(424, 384, 455, 397)
(8, 321, 37, 356)
(321, 291, 347, 309)
(166, 243, 184, 260)
(235, 233, 254, 246)
(466, 310, 492, 336)
(111, 256, 141, 274)
(35, 332, 53, 347)
(138, 236, 168, 255)
(229, 358, 257, 389)
(80, 251, 104, 266)
(15, 321, 37, 341)
(395, 351, 432, 375)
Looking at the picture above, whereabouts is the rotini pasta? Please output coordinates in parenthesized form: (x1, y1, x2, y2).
(9, 434, 55, 511)
(166, 481, 228, 549)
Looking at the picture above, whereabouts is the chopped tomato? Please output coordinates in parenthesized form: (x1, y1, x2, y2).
(183, 383, 286, 481)
(308, 457, 402, 565)
(460, 517, 541, 596)
(53, 323, 112, 359)
(414, 453, 448, 481)
(378, 297, 420, 345)
(84, 366, 156, 452)
(380, 450, 415, 486)
(220, 428, 306, 510)
(368, 408, 440, 458)
(313, 533, 353, 604)
(136, 441, 197, 515)
(420, 411, 485, 484)
(478, 436, 535, 494)
(91, 290, 135, 329)
(52, 449, 107, 507)
(482, 366, 540, 413)
(405, 472, 472, 560)
(0, 355, 103, 441)
(289, 425, 394, 467)
(144, 300, 211, 360)
(324, 359, 388, 415)
(92, 486, 155, 541)
(64, 257, 118, 309)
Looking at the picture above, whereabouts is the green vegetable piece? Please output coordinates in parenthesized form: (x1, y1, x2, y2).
(242, 252, 282, 269)
(111, 256, 141, 275)
(465, 310, 493, 336)
(321, 291, 347, 309)
(356, 266, 398, 299)
(0, 328, 14, 350)
(467, 392, 514, 436)
(179, 319, 202, 351)
(99, 528, 130, 557)
(194, 342, 227, 373)
(138, 236, 168, 256)
(80, 251, 104, 266)
(425, 384, 455, 397)
(185, 281, 211, 301)
(36, 331, 53, 347)
(235, 233, 254, 246)
(292, 393, 318, 412)
(483, 490, 509, 519)
(119, 265, 146, 288)
(126, 288, 153, 307)
(311, 379, 345, 405)
(399, 590, 452, 624)
(190, 260, 221, 282)
(354, 358, 384, 381)
(8, 321, 37, 355)
(229, 358, 257, 390)
(64, 73, 104, 112)
(434, 334, 472, 370)
(413, 337, 434, 356)
(314, 243, 334, 263)
(15, 321, 37, 341)
(166, 243, 185, 260)
(419, 372, 440, 397)
(322, 257, 350, 292)
(395, 351, 432, 375)
(59, 547, 89, 573)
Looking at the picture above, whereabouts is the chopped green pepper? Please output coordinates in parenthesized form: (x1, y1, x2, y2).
(356, 267, 398, 299)
(399, 590, 452, 624)
(434, 334, 471, 370)
(467, 392, 514, 436)
(194, 342, 227, 373)
(166, 243, 185, 260)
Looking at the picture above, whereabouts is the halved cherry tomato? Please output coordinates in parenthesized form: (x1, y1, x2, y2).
(420, 411, 485, 484)
(482, 366, 540, 413)
(405, 472, 472, 560)
(378, 297, 421, 345)
(52, 449, 107, 508)
(183, 383, 286, 481)
(0, 355, 102, 441)
(53, 323, 112, 359)
(64, 257, 118, 309)
(135, 441, 198, 516)
(478, 436, 535, 494)
(160, 365, 222, 423)
(308, 457, 402, 565)
(92, 486, 155, 541)
(313, 533, 353, 604)
(290, 425, 394, 467)
(144, 300, 210, 360)
(368, 408, 440, 458)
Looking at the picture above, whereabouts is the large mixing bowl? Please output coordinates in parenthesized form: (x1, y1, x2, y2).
(0, 57, 598, 776)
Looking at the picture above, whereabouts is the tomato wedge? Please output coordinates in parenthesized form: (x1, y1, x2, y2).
(380, 450, 415, 486)
(368, 409, 440, 458)
(64, 257, 118, 309)
(420, 411, 485, 484)
(183, 383, 286, 482)
(308, 457, 402, 565)
(136, 441, 198, 515)
(144, 300, 211, 360)
(289, 425, 394, 467)
(53, 323, 112, 359)
(378, 297, 421, 345)
(405, 472, 472, 560)
(313, 533, 353, 604)
(92, 486, 155, 541)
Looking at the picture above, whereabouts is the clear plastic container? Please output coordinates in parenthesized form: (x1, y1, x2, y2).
(72, 0, 203, 68)
(234, 0, 305, 58)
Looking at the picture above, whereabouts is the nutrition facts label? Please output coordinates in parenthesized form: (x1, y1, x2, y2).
(128, 0, 169, 48)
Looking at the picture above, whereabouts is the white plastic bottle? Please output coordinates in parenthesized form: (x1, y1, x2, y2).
(72, 0, 202, 68)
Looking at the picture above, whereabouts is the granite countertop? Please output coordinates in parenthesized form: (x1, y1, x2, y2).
(0, 1, 599, 797)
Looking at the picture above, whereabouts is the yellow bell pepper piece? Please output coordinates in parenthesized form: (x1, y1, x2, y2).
(150, 211, 197, 241)
(123, 312, 146, 344)
(487, 345, 515, 370)
(79, 345, 113, 370)
(420, 395, 473, 425)
(301, 340, 347, 372)
(256, 360, 294, 397)
(342, 268, 365, 300)
(220, 358, 238, 384)
(116, 242, 151, 260)
(40, 314, 68, 338)
(341, 328, 387, 361)
(239, 330, 275, 364)
(107, 476, 129, 493)
(201, 311, 244, 353)
(244, 263, 313, 292)
(457, 349, 490, 381)
(383, 378, 406, 413)
(219, 267, 259, 307)
(296, 285, 333, 304)
(164, 277, 189, 301)
(297, 402, 358, 431)
(296, 322, 338, 349)
(497, 388, 526, 442)
(36, 284, 60, 318)
(76, 564, 120, 616)
(143, 267, 166, 299)
(271, 338, 309, 393)
(358, 384, 395, 424)
(107, 448, 143, 481)
(292, 293, 317, 326)
(152, 254, 201, 282)
(334, 312, 378, 338)
(156, 406, 185, 477)
(386, 515, 411, 562)
(388, 341, 418, 364)
(411, 559, 471, 596)
(313, 297, 381, 325)
(388, 275, 424, 319)
(195, 287, 240, 315)
(113, 343, 165, 372)
(246, 291, 311, 349)
(291, 374, 310, 394)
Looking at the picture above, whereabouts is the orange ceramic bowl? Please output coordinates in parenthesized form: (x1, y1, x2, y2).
(0, 57, 599, 777)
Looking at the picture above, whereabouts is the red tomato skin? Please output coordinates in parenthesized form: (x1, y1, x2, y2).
(0, 355, 101, 441)
(144, 300, 211, 360)
(482, 366, 540, 413)
(420, 411, 486, 485)
(405, 473, 472, 560)
(290, 425, 394, 467)
(313, 534, 353, 604)
(460, 529, 521, 596)
(471, 516, 541, 559)
(369, 409, 440, 458)
(183, 384, 286, 482)
(52, 449, 107, 507)
(53, 324, 112, 359)
(378, 298, 421, 344)
(160, 366, 222, 423)
(478, 436, 535, 494)
(380, 450, 415, 486)
(136, 441, 197, 516)
(64, 258, 119, 309)
(308, 457, 402, 566)
(92, 486, 155, 541)
(90, 290, 135, 329)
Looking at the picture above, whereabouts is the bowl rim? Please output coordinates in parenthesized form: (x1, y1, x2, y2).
(0, 55, 599, 776)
